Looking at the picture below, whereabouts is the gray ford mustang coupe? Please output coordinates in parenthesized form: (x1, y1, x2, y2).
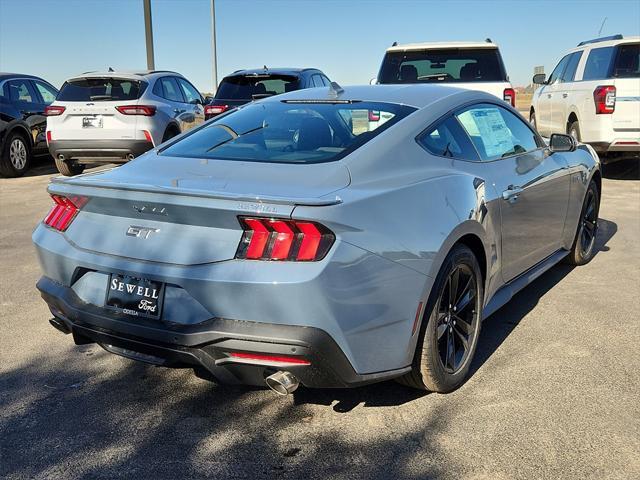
(33, 84, 601, 395)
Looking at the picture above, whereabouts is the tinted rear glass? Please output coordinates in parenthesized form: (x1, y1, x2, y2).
(57, 78, 146, 101)
(160, 100, 416, 164)
(379, 48, 507, 83)
(613, 43, 639, 78)
(215, 74, 300, 100)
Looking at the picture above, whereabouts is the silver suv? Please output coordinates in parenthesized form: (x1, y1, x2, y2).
(45, 70, 205, 175)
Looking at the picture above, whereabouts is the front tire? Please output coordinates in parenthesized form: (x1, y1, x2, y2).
(399, 244, 483, 392)
(530, 110, 537, 130)
(568, 120, 581, 142)
(565, 179, 600, 265)
(0, 131, 31, 177)
(54, 157, 85, 176)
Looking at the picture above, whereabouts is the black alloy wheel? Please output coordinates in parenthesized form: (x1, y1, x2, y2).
(436, 264, 478, 374)
(578, 186, 598, 258)
(398, 244, 483, 392)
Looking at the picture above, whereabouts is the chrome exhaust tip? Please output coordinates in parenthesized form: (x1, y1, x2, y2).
(57, 154, 65, 161)
(265, 371, 299, 395)
(126, 153, 135, 160)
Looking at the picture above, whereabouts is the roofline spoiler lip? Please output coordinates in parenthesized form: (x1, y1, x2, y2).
(48, 177, 344, 207)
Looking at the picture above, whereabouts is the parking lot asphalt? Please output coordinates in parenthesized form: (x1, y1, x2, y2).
(1, 158, 639, 480)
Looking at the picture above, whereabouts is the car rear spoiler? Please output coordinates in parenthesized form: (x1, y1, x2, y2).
(49, 176, 343, 207)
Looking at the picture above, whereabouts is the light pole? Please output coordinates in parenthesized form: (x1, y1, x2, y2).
(211, 0, 218, 93)
(143, 0, 155, 70)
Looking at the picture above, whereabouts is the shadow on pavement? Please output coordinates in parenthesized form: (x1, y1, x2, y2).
(602, 156, 640, 180)
(469, 217, 617, 379)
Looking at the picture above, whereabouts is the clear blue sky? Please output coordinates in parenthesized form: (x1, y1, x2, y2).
(1, 0, 639, 92)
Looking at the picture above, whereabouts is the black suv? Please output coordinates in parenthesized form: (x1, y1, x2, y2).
(205, 68, 331, 120)
(0, 73, 59, 177)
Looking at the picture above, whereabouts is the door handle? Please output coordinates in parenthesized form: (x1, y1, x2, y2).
(562, 93, 568, 98)
(173, 108, 186, 114)
(502, 185, 523, 203)
(547, 94, 552, 99)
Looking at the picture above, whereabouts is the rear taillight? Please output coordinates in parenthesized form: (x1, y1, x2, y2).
(228, 352, 311, 365)
(43, 194, 88, 231)
(44, 106, 65, 116)
(503, 88, 516, 107)
(143, 130, 153, 145)
(46, 131, 52, 143)
(204, 104, 229, 117)
(368, 110, 381, 122)
(594, 85, 616, 114)
(116, 105, 156, 116)
(236, 217, 335, 261)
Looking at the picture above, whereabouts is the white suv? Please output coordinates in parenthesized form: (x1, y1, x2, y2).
(45, 70, 205, 175)
(530, 35, 640, 162)
(375, 40, 516, 106)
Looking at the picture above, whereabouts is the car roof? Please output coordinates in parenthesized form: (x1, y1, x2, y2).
(0, 72, 46, 81)
(261, 83, 491, 109)
(569, 35, 640, 52)
(66, 70, 181, 82)
(225, 68, 319, 77)
(386, 41, 499, 52)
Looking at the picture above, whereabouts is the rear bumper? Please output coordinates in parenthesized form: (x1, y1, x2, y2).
(590, 141, 640, 153)
(37, 276, 410, 388)
(48, 139, 154, 162)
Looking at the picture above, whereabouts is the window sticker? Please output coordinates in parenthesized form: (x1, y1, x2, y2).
(457, 107, 514, 159)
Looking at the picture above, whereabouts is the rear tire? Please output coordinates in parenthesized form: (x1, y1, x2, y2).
(564, 179, 600, 266)
(398, 244, 483, 392)
(162, 126, 180, 143)
(568, 120, 581, 142)
(0, 131, 31, 177)
(54, 157, 85, 176)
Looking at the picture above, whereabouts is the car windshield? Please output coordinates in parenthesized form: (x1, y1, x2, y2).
(379, 48, 507, 83)
(160, 100, 416, 164)
(613, 43, 639, 78)
(57, 78, 146, 101)
(215, 74, 301, 100)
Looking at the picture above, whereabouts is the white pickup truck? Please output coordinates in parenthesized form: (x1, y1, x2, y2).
(374, 40, 516, 106)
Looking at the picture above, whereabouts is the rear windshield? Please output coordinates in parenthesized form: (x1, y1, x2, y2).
(215, 74, 300, 100)
(613, 43, 639, 78)
(57, 78, 146, 101)
(378, 48, 507, 84)
(160, 100, 416, 164)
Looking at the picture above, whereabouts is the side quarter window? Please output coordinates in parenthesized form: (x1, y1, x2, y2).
(32, 81, 58, 104)
(417, 115, 480, 161)
(582, 46, 615, 81)
(456, 104, 540, 161)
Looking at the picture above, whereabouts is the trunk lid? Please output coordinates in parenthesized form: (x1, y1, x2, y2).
(50, 152, 349, 265)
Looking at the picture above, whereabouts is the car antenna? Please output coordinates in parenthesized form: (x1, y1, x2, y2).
(263, 65, 268, 70)
(108, 67, 114, 72)
(392, 41, 398, 46)
(328, 81, 344, 98)
(485, 38, 492, 43)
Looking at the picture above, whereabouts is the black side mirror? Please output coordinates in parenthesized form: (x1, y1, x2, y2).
(549, 133, 577, 153)
(532, 73, 547, 85)
(204, 96, 214, 104)
(192, 97, 203, 105)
